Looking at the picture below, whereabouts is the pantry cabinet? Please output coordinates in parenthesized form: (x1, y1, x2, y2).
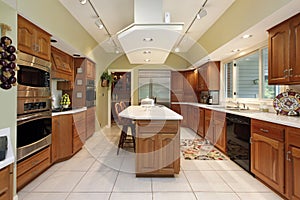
(204, 109, 226, 152)
(0, 164, 13, 200)
(18, 15, 51, 61)
(286, 127, 300, 200)
(51, 115, 73, 162)
(268, 13, 300, 84)
(250, 119, 285, 194)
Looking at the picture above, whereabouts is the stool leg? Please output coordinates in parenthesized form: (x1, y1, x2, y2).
(117, 125, 128, 155)
(130, 125, 136, 152)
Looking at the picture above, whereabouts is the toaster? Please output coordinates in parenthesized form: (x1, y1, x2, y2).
(0, 136, 8, 161)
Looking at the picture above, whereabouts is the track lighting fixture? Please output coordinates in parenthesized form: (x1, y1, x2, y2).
(196, 9, 207, 20)
(95, 19, 103, 29)
(79, 0, 87, 5)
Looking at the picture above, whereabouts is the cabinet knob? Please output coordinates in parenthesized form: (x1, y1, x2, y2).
(286, 150, 291, 162)
(259, 128, 269, 133)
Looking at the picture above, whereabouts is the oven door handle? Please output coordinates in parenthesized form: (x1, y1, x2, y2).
(17, 111, 51, 125)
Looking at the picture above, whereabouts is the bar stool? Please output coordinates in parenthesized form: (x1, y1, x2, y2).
(114, 103, 135, 155)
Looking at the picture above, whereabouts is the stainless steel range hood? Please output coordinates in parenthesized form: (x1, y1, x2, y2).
(117, 0, 184, 64)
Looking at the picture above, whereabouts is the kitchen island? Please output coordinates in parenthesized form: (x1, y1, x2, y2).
(119, 105, 183, 177)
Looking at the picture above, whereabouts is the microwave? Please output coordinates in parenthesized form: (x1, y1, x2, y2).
(17, 51, 51, 98)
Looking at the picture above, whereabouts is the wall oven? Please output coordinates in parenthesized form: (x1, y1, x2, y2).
(17, 51, 52, 161)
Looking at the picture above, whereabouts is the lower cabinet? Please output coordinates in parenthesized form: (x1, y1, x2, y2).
(197, 108, 205, 137)
(136, 120, 180, 176)
(204, 109, 226, 152)
(73, 111, 86, 154)
(52, 115, 73, 163)
(286, 127, 300, 200)
(86, 106, 95, 139)
(17, 147, 51, 191)
(251, 119, 285, 194)
(0, 164, 13, 200)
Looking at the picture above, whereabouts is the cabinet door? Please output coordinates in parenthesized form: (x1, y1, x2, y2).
(35, 30, 51, 61)
(197, 108, 205, 137)
(86, 106, 95, 139)
(86, 60, 96, 79)
(159, 134, 179, 174)
(136, 134, 158, 174)
(204, 109, 213, 143)
(0, 164, 12, 200)
(198, 66, 208, 91)
(181, 105, 188, 127)
(289, 14, 300, 83)
(18, 16, 36, 56)
(214, 112, 226, 153)
(171, 71, 184, 93)
(251, 133, 284, 193)
(51, 46, 73, 80)
(268, 22, 290, 84)
(207, 62, 220, 90)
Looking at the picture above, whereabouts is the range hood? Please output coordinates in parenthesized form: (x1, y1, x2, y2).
(117, 0, 184, 64)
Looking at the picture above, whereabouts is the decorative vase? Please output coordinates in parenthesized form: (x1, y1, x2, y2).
(62, 105, 69, 109)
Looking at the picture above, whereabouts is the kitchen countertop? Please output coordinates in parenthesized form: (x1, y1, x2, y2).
(51, 107, 87, 116)
(0, 128, 14, 170)
(172, 102, 300, 129)
(119, 105, 183, 120)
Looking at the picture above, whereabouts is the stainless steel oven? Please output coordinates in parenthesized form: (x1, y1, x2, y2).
(86, 79, 96, 107)
(16, 51, 52, 161)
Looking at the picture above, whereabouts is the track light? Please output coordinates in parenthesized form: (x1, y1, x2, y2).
(95, 19, 103, 29)
(79, 0, 87, 5)
(196, 9, 207, 19)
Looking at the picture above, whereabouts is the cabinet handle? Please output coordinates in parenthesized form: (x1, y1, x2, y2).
(289, 68, 293, 77)
(259, 128, 269, 133)
(284, 69, 288, 78)
(286, 151, 292, 162)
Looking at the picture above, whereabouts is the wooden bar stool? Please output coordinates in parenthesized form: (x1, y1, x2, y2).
(114, 103, 135, 155)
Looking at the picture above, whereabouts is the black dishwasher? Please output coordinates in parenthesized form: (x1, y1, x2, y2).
(226, 113, 251, 172)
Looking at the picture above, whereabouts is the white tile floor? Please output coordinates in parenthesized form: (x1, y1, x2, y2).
(17, 126, 283, 200)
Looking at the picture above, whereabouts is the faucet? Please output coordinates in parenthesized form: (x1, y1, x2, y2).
(228, 100, 240, 109)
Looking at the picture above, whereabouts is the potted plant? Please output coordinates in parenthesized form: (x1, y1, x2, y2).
(100, 70, 113, 87)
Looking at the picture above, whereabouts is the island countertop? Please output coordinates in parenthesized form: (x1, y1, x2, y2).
(119, 105, 183, 120)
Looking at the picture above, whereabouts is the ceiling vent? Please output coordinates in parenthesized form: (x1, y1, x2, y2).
(117, 0, 184, 64)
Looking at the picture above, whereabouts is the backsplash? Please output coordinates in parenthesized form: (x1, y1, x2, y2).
(51, 80, 62, 109)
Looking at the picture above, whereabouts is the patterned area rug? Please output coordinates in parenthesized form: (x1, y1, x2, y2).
(180, 138, 227, 160)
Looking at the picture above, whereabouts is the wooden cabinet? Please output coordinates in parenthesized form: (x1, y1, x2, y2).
(86, 106, 95, 139)
(180, 105, 188, 127)
(86, 59, 96, 79)
(18, 15, 51, 61)
(204, 109, 226, 152)
(17, 147, 51, 191)
(171, 71, 184, 102)
(268, 13, 300, 84)
(286, 127, 300, 200)
(0, 164, 13, 200)
(136, 120, 180, 176)
(73, 111, 86, 153)
(51, 115, 73, 163)
(51, 46, 74, 81)
(251, 119, 285, 194)
(197, 108, 205, 137)
(197, 61, 220, 91)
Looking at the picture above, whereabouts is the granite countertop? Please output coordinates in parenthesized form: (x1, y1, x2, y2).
(51, 107, 87, 116)
(172, 102, 300, 129)
(0, 128, 14, 170)
(119, 105, 183, 120)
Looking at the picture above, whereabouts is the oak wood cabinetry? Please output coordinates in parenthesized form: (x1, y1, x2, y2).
(268, 13, 300, 84)
(183, 70, 197, 102)
(51, 46, 74, 81)
(73, 111, 86, 153)
(171, 71, 184, 102)
(17, 147, 51, 191)
(250, 119, 285, 194)
(0, 164, 13, 200)
(197, 61, 220, 91)
(204, 109, 226, 152)
(17, 15, 51, 61)
(86, 106, 96, 139)
(51, 115, 73, 163)
(197, 108, 205, 137)
(286, 127, 300, 200)
(136, 120, 180, 176)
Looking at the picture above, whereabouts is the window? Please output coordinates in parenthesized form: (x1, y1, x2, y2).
(138, 70, 171, 104)
(225, 47, 279, 99)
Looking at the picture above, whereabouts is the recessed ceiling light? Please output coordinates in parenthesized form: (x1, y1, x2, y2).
(143, 37, 154, 42)
(242, 34, 252, 39)
(144, 59, 151, 62)
(174, 47, 180, 52)
(143, 50, 151, 54)
(232, 49, 240, 53)
(79, 0, 87, 5)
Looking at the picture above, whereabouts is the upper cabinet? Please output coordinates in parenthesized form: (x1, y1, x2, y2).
(268, 13, 300, 84)
(51, 46, 74, 81)
(197, 61, 220, 91)
(18, 15, 51, 61)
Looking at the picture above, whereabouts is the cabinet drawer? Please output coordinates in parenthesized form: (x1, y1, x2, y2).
(73, 111, 86, 122)
(251, 119, 285, 141)
(0, 165, 11, 200)
(137, 120, 178, 134)
(17, 157, 50, 190)
(17, 147, 50, 176)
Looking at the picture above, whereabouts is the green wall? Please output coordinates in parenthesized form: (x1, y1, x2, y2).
(0, 0, 17, 196)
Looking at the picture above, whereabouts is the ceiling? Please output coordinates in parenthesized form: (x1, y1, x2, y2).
(59, 0, 235, 64)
